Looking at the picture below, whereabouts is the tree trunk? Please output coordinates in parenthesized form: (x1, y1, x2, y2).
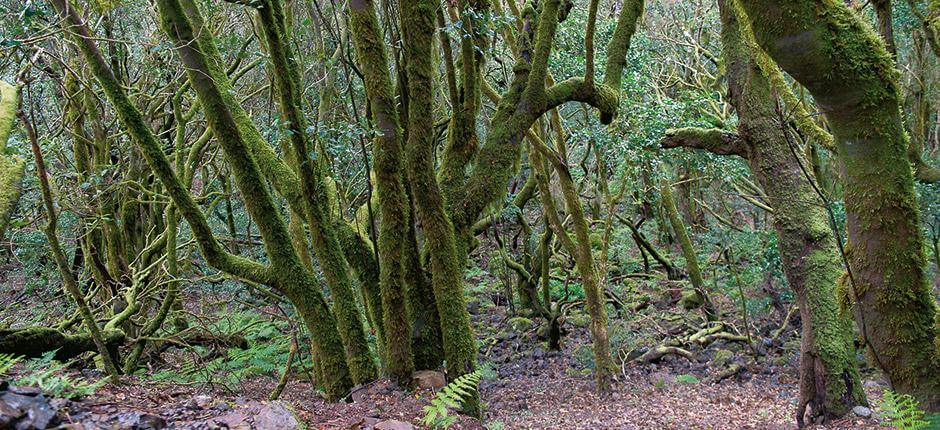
(736, 0, 940, 410)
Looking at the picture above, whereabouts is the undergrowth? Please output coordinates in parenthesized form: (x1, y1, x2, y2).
(149, 310, 295, 389)
(422, 368, 486, 429)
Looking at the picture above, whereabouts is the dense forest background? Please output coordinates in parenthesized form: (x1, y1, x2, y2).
(0, 0, 938, 428)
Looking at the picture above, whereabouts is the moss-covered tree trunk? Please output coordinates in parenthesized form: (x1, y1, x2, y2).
(397, 0, 478, 406)
(736, 0, 940, 410)
(0, 82, 25, 241)
(662, 0, 868, 422)
(347, 0, 416, 386)
(659, 176, 717, 320)
(20, 104, 121, 379)
(255, 0, 377, 384)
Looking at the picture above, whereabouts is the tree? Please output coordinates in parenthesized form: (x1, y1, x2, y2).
(736, 0, 940, 410)
(661, 0, 867, 422)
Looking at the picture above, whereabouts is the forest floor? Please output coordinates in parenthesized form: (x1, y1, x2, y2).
(0, 260, 892, 430)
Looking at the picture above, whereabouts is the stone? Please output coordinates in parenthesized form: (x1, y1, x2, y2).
(412, 370, 446, 390)
(679, 290, 703, 310)
(507, 317, 534, 332)
(253, 402, 299, 430)
(212, 410, 250, 430)
(350, 416, 380, 429)
(852, 405, 872, 418)
(466, 299, 481, 315)
(712, 349, 734, 368)
(350, 385, 371, 403)
(6, 386, 40, 396)
(567, 312, 592, 328)
(1, 392, 57, 430)
(374, 419, 415, 430)
(189, 395, 212, 409)
(0, 398, 24, 428)
(114, 411, 166, 430)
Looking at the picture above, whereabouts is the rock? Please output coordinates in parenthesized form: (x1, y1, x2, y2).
(712, 349, 734, 368)
(253, 402, 299, 430)
(189, 395, 213, 409)
(466, 299, 481, 315)
(114, 411, 167, 430)
(0, 398, 24, 428)
(567, 313, 591, 328)
(374, 419, 415, 430)
(350, 416, 380, 429)
(679, 290, 704, 310)
(0, 392, 57, 430)
(350, 384, 371, 403)
(212, 410, 250, 430)
(507, 317, 534, 332)
(863, 380, 883, 389)
(412, 370, 446, 390)
(852, 405, 872, 418)
(6, 386, 41, 396)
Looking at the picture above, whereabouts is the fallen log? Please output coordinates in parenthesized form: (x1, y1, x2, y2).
(0, 327, 124, 361)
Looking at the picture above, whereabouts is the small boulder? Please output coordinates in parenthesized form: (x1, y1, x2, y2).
(212, 410, 250, 430)
(466, 299, 481, 315)
(507, 317, 534, 332)
(350, 416, 380, 429)
(114, 411, 167, 430)
(712, 349, 734, 368)
(567, 313, 591, 328)
(679, 290, 704, 310)
(374, 419, 415, 430)
(253, 402, 299, 430)
(412, 370, 446, 390)
(188, 395, 213, 410)
(852, 405, 872, 418)
(0, 392, 57, 430)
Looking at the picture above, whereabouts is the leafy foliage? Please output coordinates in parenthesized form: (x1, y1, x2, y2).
(880, 390, 931, 430)
(149, 311, 294, 389)
(421, 368, 485, 429)
(0, 352, 20, 376)
(15, 351, 103, 398)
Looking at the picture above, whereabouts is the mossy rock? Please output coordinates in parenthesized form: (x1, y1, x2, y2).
(679, 290, 704, 310)
(507, 317, 534, 332)
(712, 349, 733, 367)
(568, 312, 592, 328)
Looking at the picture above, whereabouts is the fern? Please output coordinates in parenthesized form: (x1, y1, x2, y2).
(15, 351, 103, 398)
(422, 368, 485, 430)
(0, 352, 21, 376)
(881, 390, 930, 430)
(148, 310, 293, 388)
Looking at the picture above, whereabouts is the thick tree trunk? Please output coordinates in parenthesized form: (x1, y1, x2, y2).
(0, 82, 25, 240)
(348, 0, 416, 386)
(398, 0, 477, 409)
(736, 0, 940, 410)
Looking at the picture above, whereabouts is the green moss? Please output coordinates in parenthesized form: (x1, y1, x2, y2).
(349, 0, 414, 385)
(0, 82, 16, 153)
(0, 82, 24, 239)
